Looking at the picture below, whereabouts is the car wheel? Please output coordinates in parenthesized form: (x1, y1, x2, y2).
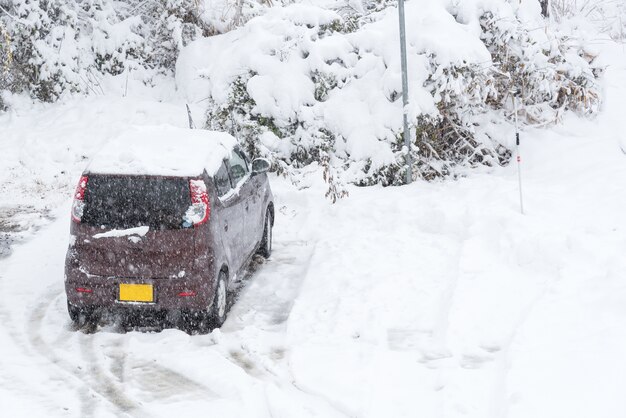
(68, 301, 80, 323)
(259, 211, 272, 258)
(210, 271, 228, 328)
(67, 301, 94, 327)
(180, 271, 228, 334)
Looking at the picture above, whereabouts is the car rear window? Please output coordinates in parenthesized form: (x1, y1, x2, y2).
(81, 175, 191, 230)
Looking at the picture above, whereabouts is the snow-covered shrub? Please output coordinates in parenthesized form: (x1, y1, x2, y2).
(181, 0, 602, 196)
(0, 20, 12, 110)
(124, 0, 212, 72)
(477, 9, 600, 125)
(408, 63, 509, 182)
(0, 0, 276, 103)
(190, 6, 368, 198)
(182, 1, 600, 196)
(206, 73, 265, 158)
(0, 0, 83, 102)
(0, 0, 604, 199)
(204, 69, 350, 201)
(84, 0, 146, 76)
(551, 0, 626, 39)
(0, 0, 127, 100)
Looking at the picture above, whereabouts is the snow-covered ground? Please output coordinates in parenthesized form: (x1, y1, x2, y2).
(1, 38, 626, 418)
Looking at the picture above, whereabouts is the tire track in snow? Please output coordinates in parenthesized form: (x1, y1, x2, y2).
(26, 286, 101, 417)
(107, 336, 128, 383)
(79, 334, 140, 415)
(26, 285, 142, 417)
(0, 268, 73, 414)
(29, 286, 217, 415)
(130, 361, 219, 402)
(97, 333, 220, 403)
(490, 283, 550, 418)
(431, 238, 464, 417)
(224, 239, 316, 332)
(220, 237, 351, 418)
(432, 239, 465, 353)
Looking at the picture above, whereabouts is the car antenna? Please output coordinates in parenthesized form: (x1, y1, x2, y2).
(186, 104, 196, 129)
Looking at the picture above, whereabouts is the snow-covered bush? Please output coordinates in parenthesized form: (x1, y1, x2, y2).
(551, 0, 626, 39)
(0, 0, 83, 102)
(84, 0, 146, 76)
(124, 0, 211, 72)
(476, 8, 600, 124)
(0, 0, 603, 199)
(178, 0, 600, 196)
(0, 19, 12, 110)
(0, 0, 129, 100)
(0, 0, 274, 102)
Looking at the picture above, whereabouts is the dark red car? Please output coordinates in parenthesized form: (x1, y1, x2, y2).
(64, 126, 274, 331)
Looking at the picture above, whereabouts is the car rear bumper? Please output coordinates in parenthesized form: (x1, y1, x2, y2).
(65, 267, 214, 312)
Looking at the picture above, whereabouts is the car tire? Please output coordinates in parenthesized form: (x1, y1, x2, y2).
(258, 211, 273, 258)
(67, 301, 94, 327)
(181, 271, 228, 334)
(210, 271, 228, 328)
(68, 301, 80, 323)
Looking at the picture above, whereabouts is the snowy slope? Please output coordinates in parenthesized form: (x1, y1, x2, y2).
(0, 28, 625, 418)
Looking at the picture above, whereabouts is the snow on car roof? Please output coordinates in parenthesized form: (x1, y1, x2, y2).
(86, 125, 237, 177)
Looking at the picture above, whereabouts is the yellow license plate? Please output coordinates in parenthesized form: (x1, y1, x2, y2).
(119, 283, 154, 303)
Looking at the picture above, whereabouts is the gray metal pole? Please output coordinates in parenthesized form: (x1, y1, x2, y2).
(398, 0, 412, 184)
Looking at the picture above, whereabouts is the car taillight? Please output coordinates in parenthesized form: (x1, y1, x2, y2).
(187, 179, 210, 226)
(71, 175, 88, 223)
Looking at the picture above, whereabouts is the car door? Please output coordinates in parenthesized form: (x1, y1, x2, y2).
(239, 149, 264, 242)
(213, 160, 244, 275)
(226, 150, 255, 269)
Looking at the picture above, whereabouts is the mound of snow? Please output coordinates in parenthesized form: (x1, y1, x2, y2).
(177, 0, 599, 190)
(87, 125, 237, 176)
(177, 2, 491, 173)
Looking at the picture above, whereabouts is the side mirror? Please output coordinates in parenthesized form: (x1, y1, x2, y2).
(251, 158, 271, 175)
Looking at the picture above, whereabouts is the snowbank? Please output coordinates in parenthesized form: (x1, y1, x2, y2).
(176, 2, 491, 171)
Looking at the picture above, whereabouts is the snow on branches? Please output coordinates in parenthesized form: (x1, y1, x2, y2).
(0, 0, 272, 102)
(0, 0, 603, 198)
(180, 0, 600, 195)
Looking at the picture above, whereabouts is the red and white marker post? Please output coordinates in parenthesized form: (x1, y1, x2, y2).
(513, 95, 524, 215)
